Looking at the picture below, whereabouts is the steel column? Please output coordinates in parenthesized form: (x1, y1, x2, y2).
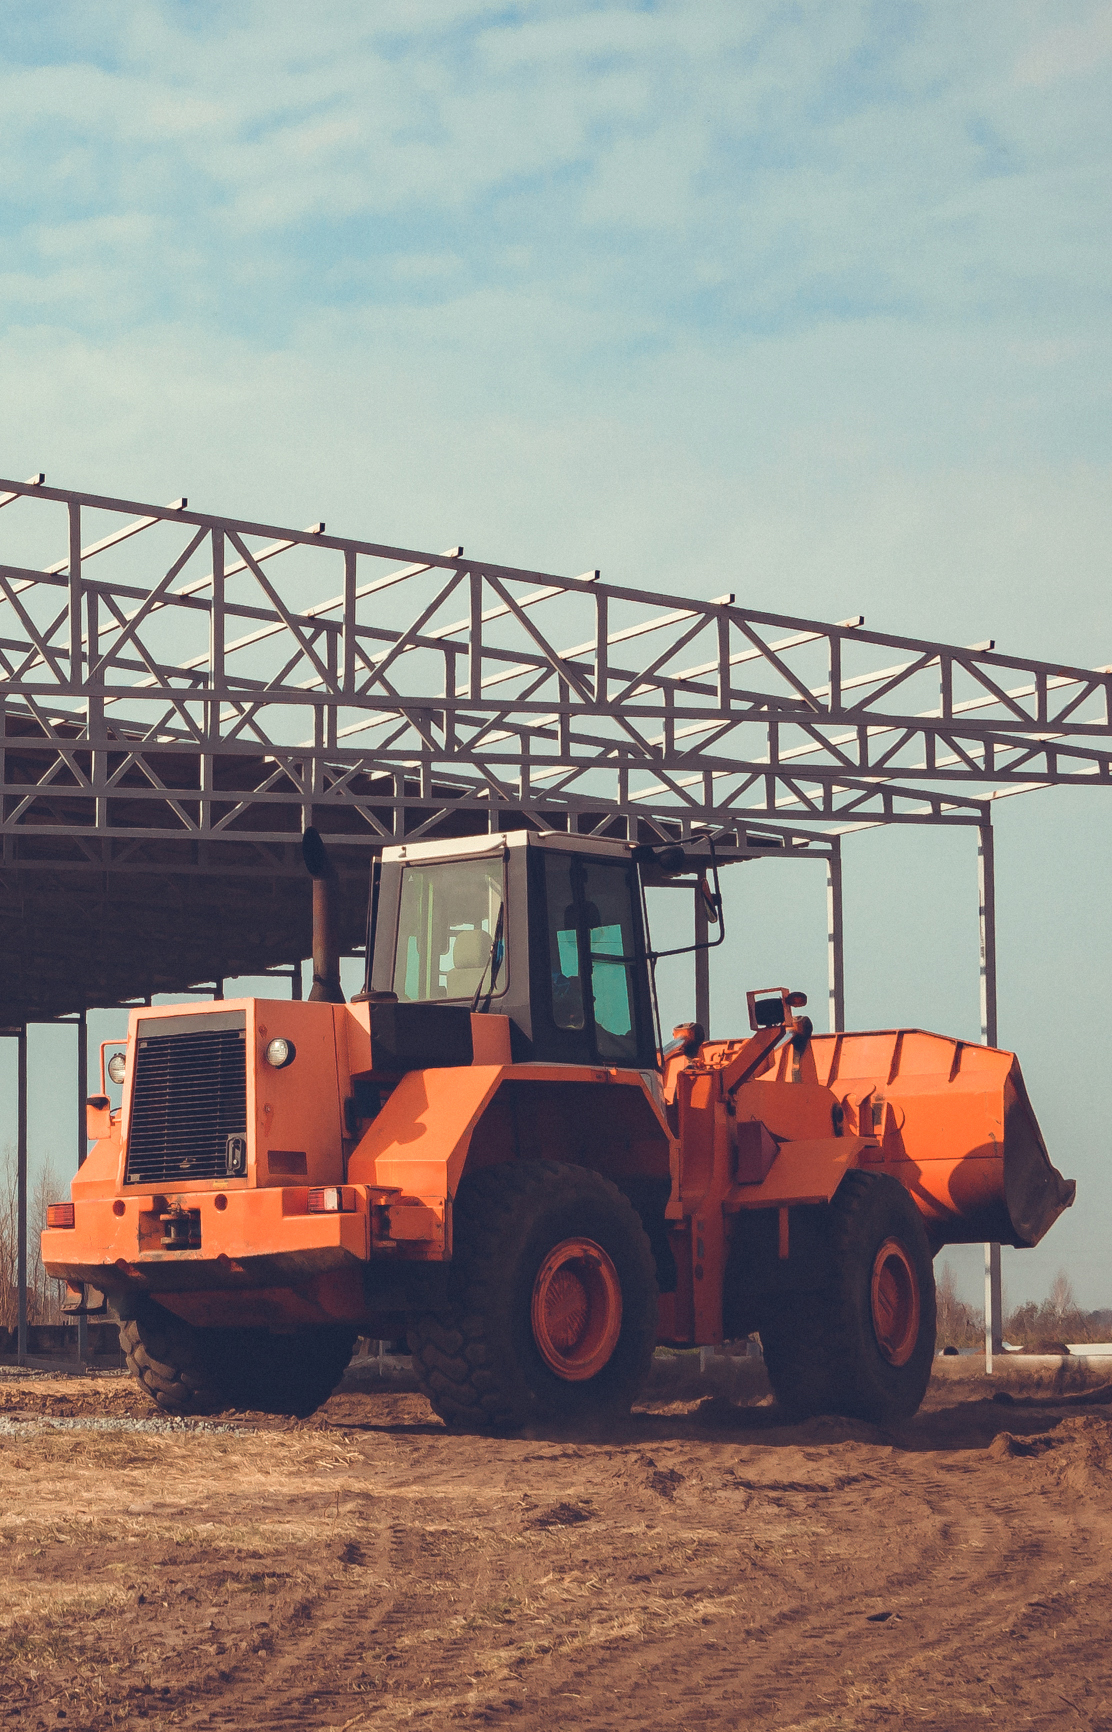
(978, 820, 1003, 1369)
(984, 1240, 1003, 1375)
(67, 500, 82, 688)
(76, 1009, 88, 1167)
(76, 1009, 89, 1360)
(694, 889, 710, 1035)
(16, 1025, 27, 1364)
(827, 840, 845, 1034)
(978, 822, 998, 1047)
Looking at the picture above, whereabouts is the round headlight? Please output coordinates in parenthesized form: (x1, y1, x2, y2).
(107, 1053, 127, 1085)
(265, 1037, 295, 1069)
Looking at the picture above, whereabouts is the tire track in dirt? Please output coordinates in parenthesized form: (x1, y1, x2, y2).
(3, 1380, 1112, 1730)
(425, 1457, 1101, 1732)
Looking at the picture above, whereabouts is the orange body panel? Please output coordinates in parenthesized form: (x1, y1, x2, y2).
(730, 1138, 863, 1208)
(757, 1030, 1045, 1238)
(42, 1185, 369, 1274)
(348, 1065, 506, 1209)
(43, 999, 1071, 1347)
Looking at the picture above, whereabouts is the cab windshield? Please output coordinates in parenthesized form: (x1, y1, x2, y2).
(392, 857, 506, 1003)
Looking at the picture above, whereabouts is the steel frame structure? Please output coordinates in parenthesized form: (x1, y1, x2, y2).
(1, 475, 1109, 863)
(2, 473, 1107, 1371)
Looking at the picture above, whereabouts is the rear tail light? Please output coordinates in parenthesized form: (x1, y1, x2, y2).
(307, 1186, 357, 1214)
(47, 1203, 75, 1228)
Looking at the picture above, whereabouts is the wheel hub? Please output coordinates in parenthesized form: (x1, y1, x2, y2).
(869, 1237, 921, 1366)
(531, 1237, 623, 1381)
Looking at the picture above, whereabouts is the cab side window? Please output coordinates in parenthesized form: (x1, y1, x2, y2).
(545, 853, 585, 1030)
(544, 854, 642, 1064)
(579, 860, 639, 1063)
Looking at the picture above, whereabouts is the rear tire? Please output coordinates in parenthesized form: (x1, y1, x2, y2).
(119, 1299, 356, 1418)
(120, 1300, 224, 1416)
(758, 1171, 936, 1425)
(408, 1161, 658, 1432)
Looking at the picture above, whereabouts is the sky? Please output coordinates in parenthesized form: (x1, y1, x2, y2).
(2, 0, 1112, 1312)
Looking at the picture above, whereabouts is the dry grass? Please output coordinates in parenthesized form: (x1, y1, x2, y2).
(0, 1373, 1110, 1730)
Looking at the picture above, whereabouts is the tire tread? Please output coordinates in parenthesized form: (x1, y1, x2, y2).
(408, 1160, 657, 1433)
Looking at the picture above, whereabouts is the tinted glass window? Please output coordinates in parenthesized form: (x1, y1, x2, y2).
(544, 853, 641, 1062)
(392, 858, 505, 1003)
(545, 853, 585, 1030)
(580, 859, 639, 1061)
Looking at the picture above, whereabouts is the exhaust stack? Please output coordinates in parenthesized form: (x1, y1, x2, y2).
(302, 827, 345, 1004)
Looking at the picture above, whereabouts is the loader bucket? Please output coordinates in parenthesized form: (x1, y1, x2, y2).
(792, 1030, 1076, 1251)
(1000, 1060, 1076, 1248)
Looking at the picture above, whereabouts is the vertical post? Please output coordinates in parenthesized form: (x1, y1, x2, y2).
(978, 821, 998, 1048)
(694, 887, 710, 1036)
(68, 501, 82, 689)
(342, 547, 357, 696)
(88, 586, 106, 834)
(595, 591, 608, 705)
(203, 529, 224, 841)
(826, 841, 845, 1034)
(16, 1026, 27, 1365)
(979, 819, 1002, 1369)
(76, 1011, 88, 1168)
(209, 528, 225, 692)
(0, 695, 6, 869)
(469, 570, 483, 702)
(984, 1241, 1003, 1374)
(76, 1011, 88, 1362)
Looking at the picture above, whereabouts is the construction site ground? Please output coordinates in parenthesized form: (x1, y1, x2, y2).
(2, 1354, 1111, 1732)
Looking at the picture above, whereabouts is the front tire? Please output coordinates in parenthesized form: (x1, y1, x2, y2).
(408, 1161, 658, 1431)
(119, 1299, 356, 1418)
(758, 1171, 936, 1425)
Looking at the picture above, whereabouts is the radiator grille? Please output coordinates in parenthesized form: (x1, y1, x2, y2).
(124, 1022, 247, 1186)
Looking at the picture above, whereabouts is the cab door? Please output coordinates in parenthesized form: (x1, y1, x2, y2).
(530, 850, 655, 1068)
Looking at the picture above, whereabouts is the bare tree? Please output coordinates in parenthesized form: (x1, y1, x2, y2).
(0, 1144, 15, 1334)
(935, 1260, 981, 1349)
(0, 1145, 65, 1335)
(1006, 1268, 1092, 1348)
(1050, 1268, 1077, 1321)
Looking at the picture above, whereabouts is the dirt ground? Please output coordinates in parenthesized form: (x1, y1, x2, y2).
(1, 1356, 1111, 1732)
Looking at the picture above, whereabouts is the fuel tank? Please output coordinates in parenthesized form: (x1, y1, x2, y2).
(750, 1028, 1075, 1249)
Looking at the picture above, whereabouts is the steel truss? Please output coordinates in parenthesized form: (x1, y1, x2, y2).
(3, 476, 1104, 1372)
(2, 476, 1108, 862)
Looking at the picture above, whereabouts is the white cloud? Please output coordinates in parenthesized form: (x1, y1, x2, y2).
(1011, 3, 1112, 87)
(1, 3, 1112, 1301)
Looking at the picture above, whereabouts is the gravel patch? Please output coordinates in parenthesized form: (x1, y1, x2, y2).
(0, 1413, 252, 1436)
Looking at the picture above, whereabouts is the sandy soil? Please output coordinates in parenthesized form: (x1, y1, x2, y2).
(1, 1357, 1111, 1732)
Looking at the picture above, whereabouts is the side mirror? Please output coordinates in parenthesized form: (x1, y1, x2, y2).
(698, 875, 720, 925)
(631, 842, 688, 874)
(86, 1095, 112, 1140)
(665, 1021, 705, 1058)
(746, 988, 808, 1033)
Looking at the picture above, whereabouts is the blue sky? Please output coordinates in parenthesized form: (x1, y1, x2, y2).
(2, 1, 1112, 1310)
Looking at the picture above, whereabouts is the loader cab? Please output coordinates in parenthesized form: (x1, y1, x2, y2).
(366, 831, 658, 1068)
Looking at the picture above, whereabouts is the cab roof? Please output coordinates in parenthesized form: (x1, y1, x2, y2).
(380, 830, 633, 865)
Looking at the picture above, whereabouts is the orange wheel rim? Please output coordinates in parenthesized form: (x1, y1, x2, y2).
(531, 1237, 623, 1382)
(870, 1237, 921, 1367)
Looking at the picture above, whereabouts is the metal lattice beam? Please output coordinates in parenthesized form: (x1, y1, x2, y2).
(8, 476, 1109, 855)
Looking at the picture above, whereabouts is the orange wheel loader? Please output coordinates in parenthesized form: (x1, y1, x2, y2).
(43, 828, 1075, 1427)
